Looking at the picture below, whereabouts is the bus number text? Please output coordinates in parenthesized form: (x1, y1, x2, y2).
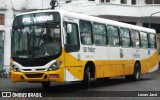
(83, 47, 95, 53)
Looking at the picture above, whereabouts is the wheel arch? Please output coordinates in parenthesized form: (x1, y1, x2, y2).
(84, 61, 95, 79)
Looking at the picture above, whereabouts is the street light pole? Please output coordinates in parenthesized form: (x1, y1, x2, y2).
(149, 11, 160, 28)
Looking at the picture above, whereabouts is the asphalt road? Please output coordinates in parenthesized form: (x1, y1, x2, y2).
(0, 70, 160, 99)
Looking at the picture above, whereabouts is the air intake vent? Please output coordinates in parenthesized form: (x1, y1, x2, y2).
(25, 73, 44, 78)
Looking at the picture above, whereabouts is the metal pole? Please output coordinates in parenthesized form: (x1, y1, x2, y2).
(149, 11, 160, 28)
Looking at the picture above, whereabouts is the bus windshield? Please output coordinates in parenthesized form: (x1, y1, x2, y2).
(12, 12, 61, 58)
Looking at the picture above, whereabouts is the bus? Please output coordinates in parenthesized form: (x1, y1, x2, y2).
(10, 10, 158, 88)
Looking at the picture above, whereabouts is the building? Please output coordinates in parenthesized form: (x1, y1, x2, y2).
(0, 0, 160, 70)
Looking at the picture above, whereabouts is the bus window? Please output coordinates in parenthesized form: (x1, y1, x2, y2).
(149, 34, 156, 49)
(120, 27, 130, 47)
(80, 20, 92, 45)
(93, 23, 107, 46)
(63, 22, 80, 52)
(131, 30, 140, 48)
(140, 32, 148, 48)
(107, 25, 119, 47)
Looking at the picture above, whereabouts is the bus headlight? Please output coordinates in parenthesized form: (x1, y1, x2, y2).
(48, 60, 63, 71)
(12, 65, 20, 72)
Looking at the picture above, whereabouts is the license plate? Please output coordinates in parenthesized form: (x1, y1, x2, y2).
(13, 74, 21, 79)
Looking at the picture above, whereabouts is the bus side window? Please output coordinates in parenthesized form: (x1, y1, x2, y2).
(107, 25, 119, 47)
(79, 20, 93, 45)
(149, 34, 156, 49)
(131, 30, 140, 48)
(93, 23, 107, 46)
(140, 31, 148, 48)
(120, 27, 130, 47)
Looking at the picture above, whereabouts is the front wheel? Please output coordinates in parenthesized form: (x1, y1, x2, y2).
(83, 67, 91, 89)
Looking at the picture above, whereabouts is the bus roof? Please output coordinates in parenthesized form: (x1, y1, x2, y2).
(16, 10, 156, 34)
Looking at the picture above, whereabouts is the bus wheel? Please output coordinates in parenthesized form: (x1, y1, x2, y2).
(83, 67, 90, 89)
(133, 63, 141, 81)
(125, 63, 141, 81)
(42, 82, 50, 88)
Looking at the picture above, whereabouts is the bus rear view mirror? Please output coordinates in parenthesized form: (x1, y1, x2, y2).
(67, 24, 72, 34)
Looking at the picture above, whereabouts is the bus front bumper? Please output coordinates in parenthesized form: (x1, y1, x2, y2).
(10, 68, 65, 83)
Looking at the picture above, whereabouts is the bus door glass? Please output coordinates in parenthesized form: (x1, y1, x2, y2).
(63, 21, 80, 66)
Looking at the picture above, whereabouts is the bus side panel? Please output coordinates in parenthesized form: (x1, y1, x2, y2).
(93, 46, 109, 78)
(108, 47, 124, 76)
(121, 48, 134, 75)
(141, 49, 158, 73)
(64, 51, 85, 81)
(95, 60, 110, 78)
(133, 48, 158, 74)
(136, 48, 150, 73)
(150, 49, 159, 71)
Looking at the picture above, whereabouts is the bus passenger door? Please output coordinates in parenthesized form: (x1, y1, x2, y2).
(63, 21, 82, 81)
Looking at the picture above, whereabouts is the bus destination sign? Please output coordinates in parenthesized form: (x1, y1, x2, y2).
(22, 15, 54, 24)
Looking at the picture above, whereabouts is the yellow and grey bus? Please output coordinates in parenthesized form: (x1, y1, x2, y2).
(10, 10, 158, 88)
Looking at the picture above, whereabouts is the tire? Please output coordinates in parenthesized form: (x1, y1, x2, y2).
(42, 82, 50, 88)
(83, 67, 91, 89)
(125, 63, 141, 81)
(133, 63, 141, 81)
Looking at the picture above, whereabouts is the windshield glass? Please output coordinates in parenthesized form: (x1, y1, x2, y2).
(12, 12, 61, 58)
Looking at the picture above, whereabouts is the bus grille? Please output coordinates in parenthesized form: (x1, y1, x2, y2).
(25, 73, 44, 78)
